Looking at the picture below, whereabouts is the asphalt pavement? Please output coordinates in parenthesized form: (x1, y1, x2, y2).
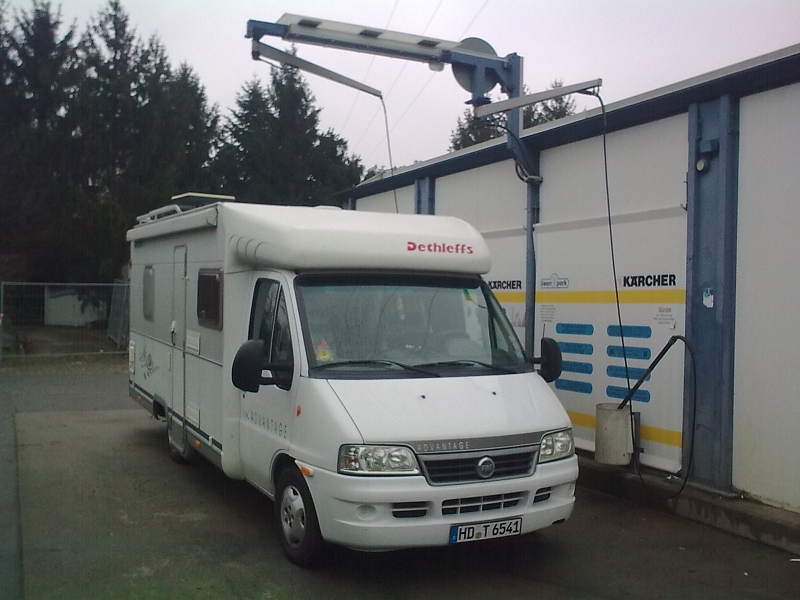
(2, 359, 799, 599)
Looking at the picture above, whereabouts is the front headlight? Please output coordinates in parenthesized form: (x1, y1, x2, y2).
(338, 445, 420, 475)
(538, 429, 575, 463)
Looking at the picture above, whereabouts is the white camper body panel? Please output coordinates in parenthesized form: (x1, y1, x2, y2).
(129, 202, 494, 476)
(128, 201, 578, 556)
(129, 221, 227, 469)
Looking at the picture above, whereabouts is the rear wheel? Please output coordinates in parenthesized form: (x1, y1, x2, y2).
(274, 465, 323, 567)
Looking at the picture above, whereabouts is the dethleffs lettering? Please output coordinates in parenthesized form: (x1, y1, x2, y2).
(407, 241, 473, 255)
(622, 274, 677, 288)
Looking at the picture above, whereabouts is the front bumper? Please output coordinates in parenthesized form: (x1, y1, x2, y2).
(303, 455, 578, 551)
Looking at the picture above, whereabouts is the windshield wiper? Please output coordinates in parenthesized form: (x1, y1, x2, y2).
(415, 359, 518, 374)
(311, 360, 439, 376)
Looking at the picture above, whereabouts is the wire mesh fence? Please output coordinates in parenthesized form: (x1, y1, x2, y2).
(0, 282, 130, 361)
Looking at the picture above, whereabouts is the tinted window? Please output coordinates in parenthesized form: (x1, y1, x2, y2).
(197, 269, 223, 330)
(250, 279, 293, 366)
(143, 266, 155, 321)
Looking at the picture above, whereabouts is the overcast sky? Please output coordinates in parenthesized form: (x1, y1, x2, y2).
(9, 0, 800, 169)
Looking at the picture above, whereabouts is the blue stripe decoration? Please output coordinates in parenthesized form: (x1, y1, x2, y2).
(607, 325, 652, 339)
(562, 360, 593, 375)
(558, 342, 594, 355)
(556, 323, 594, 336)
(606, 385, 651, 403)
(556, 379, 593, 394)
(607, 345, 651, 360)
(606, 365, 650, 381)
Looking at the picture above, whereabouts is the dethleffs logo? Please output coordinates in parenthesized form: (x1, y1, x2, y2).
(407, 241, 473, 254)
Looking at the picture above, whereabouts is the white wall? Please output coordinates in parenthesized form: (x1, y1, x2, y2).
(435, 160, 527, 232)
(541, 114, 688, 222)
(44, 289, 107, 326)
(734, 82, 800, 512)
(436, 160, 529, 334)
(536, 114, 689, 473)
(355, 186, 415, 214)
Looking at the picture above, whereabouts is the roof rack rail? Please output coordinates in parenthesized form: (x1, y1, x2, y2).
(136, 204, 183, 224)
(135, 192, 236, 224)
(170, 192, 236, 209)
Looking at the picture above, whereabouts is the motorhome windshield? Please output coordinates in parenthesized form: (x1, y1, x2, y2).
(295, 273, 530, 378)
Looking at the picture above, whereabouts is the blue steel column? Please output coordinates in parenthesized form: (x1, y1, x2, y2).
(685, 96, 739, 491)
(414, 177, 435, 215)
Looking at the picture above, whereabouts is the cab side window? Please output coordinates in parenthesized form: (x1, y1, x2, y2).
(250, 279, 294, 366)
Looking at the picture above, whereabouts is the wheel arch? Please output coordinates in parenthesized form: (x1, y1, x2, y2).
(272, 453, 297, 495)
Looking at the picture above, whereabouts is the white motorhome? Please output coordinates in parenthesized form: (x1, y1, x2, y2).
(127, 196, 577, 566)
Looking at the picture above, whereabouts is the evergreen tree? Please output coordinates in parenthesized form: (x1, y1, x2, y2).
(0, 1, 83, 281)
(73, 0, 220, 280)
(523, 80, 577, 128)
(0, 1, 221, 281)
(0, 1, 359, 282)
(449, 108, 502, 151)
(217, 61, 362, 206)
(216, 78, 276, 202)
(168, 63, 221, 193)
(0, 1, 20, 278)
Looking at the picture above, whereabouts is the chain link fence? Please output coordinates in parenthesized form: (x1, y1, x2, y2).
(0, 282, 129, 362)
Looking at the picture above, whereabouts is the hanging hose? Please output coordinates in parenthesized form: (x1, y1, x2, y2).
(619, 335, 699, 500)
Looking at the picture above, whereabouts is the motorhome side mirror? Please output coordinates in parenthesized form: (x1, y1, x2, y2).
(232, 339, 295, 392)
(534, 337, 562, 383)
(232, 339, 266, 392)
(263, 361, 294, 390)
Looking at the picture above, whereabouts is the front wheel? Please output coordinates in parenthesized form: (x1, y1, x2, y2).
(274, 465, 324, 567)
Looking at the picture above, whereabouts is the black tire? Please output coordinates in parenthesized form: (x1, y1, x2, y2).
(274, 465, 324, 567)
(168, 442, 196, 464)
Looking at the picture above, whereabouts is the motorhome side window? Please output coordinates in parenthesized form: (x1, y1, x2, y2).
(197, 269, 223, 330)
(250, 279, 294, 365)
(143, 265, 155, 321)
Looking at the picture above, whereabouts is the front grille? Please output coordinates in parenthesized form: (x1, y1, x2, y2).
(442, 492, 524, 516)
(392, 501, 428, 518)
(419, 446, 537, 485)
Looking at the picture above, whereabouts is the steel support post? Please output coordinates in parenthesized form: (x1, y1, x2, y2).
(525, 155, 542, 359)
(685, 96, 740, 491)
(414, 177, 436, 215)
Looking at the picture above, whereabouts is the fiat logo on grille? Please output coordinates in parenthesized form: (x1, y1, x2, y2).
(476, 456, 495, 479)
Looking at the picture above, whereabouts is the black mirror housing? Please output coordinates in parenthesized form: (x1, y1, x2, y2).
(232, 339, 266, 392)
(232, 339, 295, 392)
(535, 337, 562, 383)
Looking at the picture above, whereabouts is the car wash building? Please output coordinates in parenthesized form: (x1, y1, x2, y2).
(344, 44, 800, 518)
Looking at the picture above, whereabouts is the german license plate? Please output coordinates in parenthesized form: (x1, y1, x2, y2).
(449, 517, 522, 544)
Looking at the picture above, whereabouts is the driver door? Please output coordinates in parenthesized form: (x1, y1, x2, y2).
(240, 276, 297, 493)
